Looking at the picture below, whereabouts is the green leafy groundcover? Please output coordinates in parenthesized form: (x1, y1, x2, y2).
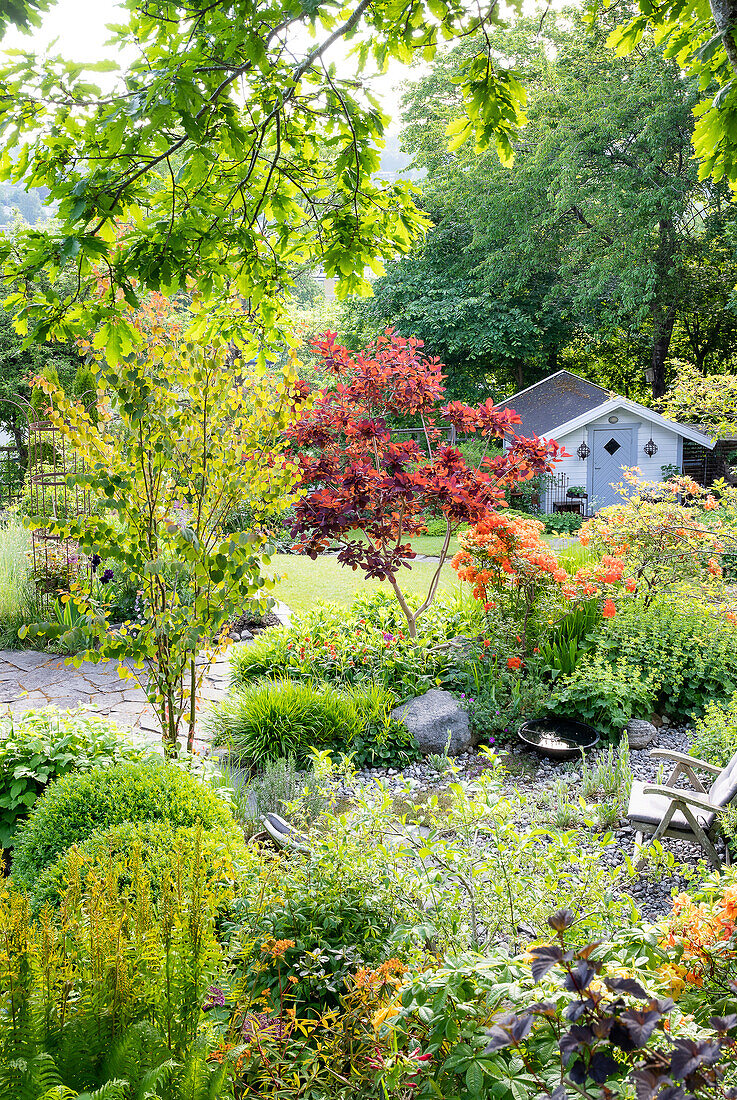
(589, 598, 737, 720)
(229, 589, 482, 698)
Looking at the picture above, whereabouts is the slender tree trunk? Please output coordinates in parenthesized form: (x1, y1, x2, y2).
(651, 300, 677, 399)
(187, 655, 196, 754)
(650, 217, 679, 398)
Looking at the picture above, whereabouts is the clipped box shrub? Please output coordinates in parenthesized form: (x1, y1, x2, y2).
(0, 707, 151, 852)
(11, 758, 234, 890)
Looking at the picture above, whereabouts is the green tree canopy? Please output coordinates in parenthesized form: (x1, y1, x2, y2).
(352, 8, 737, 400)
(0, 0, 529, 362)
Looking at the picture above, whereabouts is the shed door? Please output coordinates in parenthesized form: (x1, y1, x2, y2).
(591, 427, 634, 509)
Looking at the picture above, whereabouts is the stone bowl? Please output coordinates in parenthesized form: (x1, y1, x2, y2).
(517, 717, 599, 760)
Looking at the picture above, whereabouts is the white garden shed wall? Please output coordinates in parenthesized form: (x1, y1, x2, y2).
(495, 371, 715, 513)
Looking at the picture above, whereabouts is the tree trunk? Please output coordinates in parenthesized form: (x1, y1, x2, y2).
(709, 0, 737, 73)
(651, 300, 677, 399)
(650, 217, 679, 399)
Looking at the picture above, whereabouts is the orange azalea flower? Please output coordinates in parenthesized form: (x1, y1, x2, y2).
(507, 656, 522, 670)
(625, 577, 636, 592)
(602, 599, 616, 618)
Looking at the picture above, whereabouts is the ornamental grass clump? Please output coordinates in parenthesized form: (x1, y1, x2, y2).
(207, 678, 364, 766)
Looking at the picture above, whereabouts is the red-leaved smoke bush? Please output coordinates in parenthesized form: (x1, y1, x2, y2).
(288, 330, 565, 636)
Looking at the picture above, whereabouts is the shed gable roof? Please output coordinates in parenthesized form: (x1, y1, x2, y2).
(495, 371, 610, 438)
(546, 396, 716, 449)
(498, 370, 716, 450)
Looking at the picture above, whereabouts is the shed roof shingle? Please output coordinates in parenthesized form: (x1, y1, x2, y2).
(496, 371, 610, 438)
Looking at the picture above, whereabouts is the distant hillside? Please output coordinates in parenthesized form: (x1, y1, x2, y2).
(377, 134, 422, 183)
(0, 181, 50, 225)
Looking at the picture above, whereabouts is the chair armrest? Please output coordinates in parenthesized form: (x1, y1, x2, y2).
(648, 750, 721, 775)
(642, 785, 724, 815)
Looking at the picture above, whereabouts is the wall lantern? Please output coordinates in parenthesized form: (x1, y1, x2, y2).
(577, 441, 591, 459)
(643, 438, 658, 457)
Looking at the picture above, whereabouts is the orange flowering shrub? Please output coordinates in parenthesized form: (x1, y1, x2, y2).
(452, 512, 626, 653)
(452, 513, 565, 603)
(658, 870, 737, 1001)
(580, 472, 732, 604)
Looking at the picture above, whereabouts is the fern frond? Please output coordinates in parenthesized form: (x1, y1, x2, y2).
(101, 1020, 167, 1089)
(133, 1058, 177, 1100)
(0, 1052, 63, 1100)
(38, 1088, 77, 1100)
(174, 1045, 232, 1100)
(76, 1080, 129, 1100)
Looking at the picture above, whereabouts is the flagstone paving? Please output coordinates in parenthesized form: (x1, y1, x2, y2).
(0, 603, 291, 753)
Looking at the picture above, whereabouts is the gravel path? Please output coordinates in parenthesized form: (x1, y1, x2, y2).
(339, 725, 719, 920)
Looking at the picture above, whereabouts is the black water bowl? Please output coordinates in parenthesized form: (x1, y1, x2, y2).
(517, 718, 599, 760)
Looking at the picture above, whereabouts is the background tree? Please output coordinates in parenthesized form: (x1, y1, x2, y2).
(0, 0, 529, 360)
(352, 9, 737, 401)
(0, 182, 48, 226)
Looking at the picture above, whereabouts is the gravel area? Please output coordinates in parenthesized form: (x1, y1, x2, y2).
(336, 725, 723, 921)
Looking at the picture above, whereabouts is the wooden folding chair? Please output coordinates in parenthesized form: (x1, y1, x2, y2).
(627, 749, 737, 869)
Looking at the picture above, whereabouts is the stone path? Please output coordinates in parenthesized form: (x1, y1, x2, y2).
(0, 603, 291, 753)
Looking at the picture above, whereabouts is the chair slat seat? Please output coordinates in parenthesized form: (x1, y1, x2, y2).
(627, 749, 737, 869)
(628, 780, 716, 834)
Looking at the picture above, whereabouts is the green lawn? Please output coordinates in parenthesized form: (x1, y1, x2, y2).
(267, 552, 463, 616)
(339, 530, 463, 558)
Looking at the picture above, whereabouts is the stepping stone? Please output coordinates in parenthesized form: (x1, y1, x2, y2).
(0, 682, 21, 703)
(0, 650, 54, 672)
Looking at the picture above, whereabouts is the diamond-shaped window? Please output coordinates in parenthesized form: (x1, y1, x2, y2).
(604, 438, 621, 456)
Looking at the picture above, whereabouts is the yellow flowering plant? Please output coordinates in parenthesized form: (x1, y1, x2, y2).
(580, 470, 736, 608)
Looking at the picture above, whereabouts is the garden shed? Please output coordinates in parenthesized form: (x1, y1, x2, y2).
(496, 371, 717, 512)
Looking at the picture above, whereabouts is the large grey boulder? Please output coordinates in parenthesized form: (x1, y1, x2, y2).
(391, 688, 474, 756)
(627, 718, 657, 750)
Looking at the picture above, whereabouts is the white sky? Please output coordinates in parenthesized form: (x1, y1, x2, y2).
(2, 0, 122, 59)
(1, 0, 416, 128)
